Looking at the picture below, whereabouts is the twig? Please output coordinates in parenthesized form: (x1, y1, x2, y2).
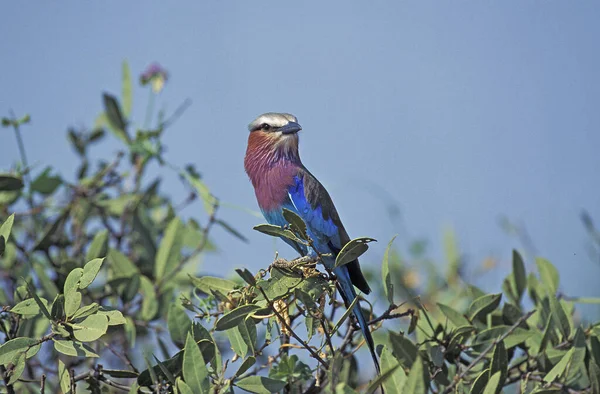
(70, 368, 76, 393)
(368, 304, 412, 326)
(40, 374, 45, 394)
(442, 310, 536, 394)
(100, 340, 139, 373)
(320, 318, 335, 355)
(257, 286, 329, 369)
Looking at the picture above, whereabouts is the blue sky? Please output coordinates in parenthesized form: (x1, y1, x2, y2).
(1, 2, 599, 301)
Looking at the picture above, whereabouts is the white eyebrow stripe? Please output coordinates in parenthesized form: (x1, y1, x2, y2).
(248, 112, 299, 131)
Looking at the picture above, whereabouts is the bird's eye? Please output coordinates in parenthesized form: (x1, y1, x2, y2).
(261, 123, 271, 131)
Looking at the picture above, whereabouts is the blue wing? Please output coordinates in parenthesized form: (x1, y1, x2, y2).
(287, 168, 371, 294)
(286, 168, 380, 374)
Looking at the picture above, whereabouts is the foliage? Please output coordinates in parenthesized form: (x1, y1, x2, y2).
(1, 62, 599, 394)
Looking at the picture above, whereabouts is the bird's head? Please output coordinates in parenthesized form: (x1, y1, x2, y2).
(246, 112, 302, 161)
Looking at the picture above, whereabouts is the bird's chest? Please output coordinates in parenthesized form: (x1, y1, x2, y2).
(252, 165, 298, 212)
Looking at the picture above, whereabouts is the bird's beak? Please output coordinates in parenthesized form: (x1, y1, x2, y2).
(279, 121, 302, 135)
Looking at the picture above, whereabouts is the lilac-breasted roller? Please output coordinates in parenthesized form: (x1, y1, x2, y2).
(244, 112, 380, 374)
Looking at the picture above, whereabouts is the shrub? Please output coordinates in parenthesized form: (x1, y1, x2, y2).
(0, 62, 598, 394)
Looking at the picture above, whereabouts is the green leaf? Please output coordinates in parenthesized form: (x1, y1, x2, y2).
(429, 345, 444, 368)
(238, 318, 257, 356)
(468, 293, 502, 321)
(253, 224, 306, 245)
(470, 369, 489, 394)
(153, 354, 176, 385)
(0, 337, 41, 365)
(50, 295, 65, 321)
(72, 303, 100, 320)
(330, 296, 359, 337)
(52, 322, 70, 337)
(227, 326, 248, 358)
(168, 303, 192, 348)
(256, 270, 303, 301)
(7, 352, 26, 385)
(364, 363, 401, 394)
(389, 331, 418, 369)
(10, 297, 49, 316)
(380, 346, 406, 394)
(192, 323, 216, 364)
(137, 351, 184, 387)
(58, 359, 71, 393)
(566, 327, 588, 388)
(437, 302, 471, 328)
(31, 167, 62, 195)
(235, 376, 286, 394)
(235, 268, 257, 286)
(216, 219, 249, 243)
(537, 314, 555, 353)
(403, 356, 427, 394)
(589, 360, 600, 394)
(181, 169, 218, 214)
(140, 275, 158, 321)
(590, 335, 600, 367)
(0, 214, 15, 243)
(482, 371, 501, 394)
(544, 347, 574, 383)
(183, 332, 210, 394)
(536, 257, 559, 295)
(176, 378, 194, 394)
(512, 250, 527, 302)
(86, 230, 109, 263)
(102, 93, 130, 144)
(282, 208, 308, 240)
(234, 356, 256, 378)
(97, 308, 126, 325)
(489, 341, 507, 393)
(25, 280, 52, 320)
(79, 258, 104, 289)
(70, 314, 109, 342)
(64, 267, 83, 295)
(64, 291, 82, 319)
(53, 339, 99, 357)
(32, 263, 58, 300)
(154, 217, 184, 279)
(64, 267, 83, 318)
(215, 305, 261, 331)
(0, 175, 24, 192)
(33, 209, 70, 251)
(122, 60, 133, 117)
(382, 235, 397, 304)
(334, 237, 377, 268)
(549, 295, 571, 340)
(191, 276, 237, 296)
(108, 249, 139, 277)
(472, 326, 534, 350)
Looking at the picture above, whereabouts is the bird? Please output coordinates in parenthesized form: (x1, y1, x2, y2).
(244, 112, 380, 374)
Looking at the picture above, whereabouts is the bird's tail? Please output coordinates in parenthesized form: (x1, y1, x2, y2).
(333, 266, 381, 375)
